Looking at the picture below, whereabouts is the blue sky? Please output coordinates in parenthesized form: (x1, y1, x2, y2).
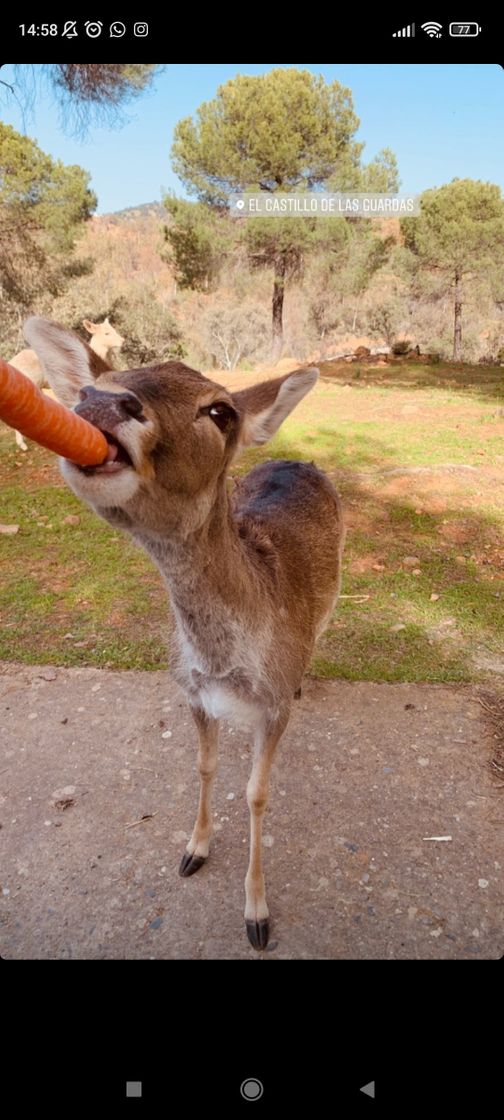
(1, 63, 502, 213)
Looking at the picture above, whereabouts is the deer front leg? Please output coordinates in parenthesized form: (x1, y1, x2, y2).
(179, 705, 219, 878)
(245, 711, 289, 950)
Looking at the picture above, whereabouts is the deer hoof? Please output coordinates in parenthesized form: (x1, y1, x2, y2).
(246, 918, 270, 950)
(179, 852, 206, 877)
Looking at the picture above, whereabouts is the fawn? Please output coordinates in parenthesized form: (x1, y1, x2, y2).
(25, 316, 345, 951)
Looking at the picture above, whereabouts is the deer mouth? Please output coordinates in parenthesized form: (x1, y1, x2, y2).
(79, 431, 134, 475)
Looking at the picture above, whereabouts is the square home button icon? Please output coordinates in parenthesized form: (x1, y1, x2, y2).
(126, 1082, 142, 1098)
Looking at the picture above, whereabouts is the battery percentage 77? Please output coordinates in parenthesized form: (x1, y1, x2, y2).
(449, 23, 482, 36)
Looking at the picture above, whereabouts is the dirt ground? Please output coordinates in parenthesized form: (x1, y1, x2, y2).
(1, 662, 502, 959)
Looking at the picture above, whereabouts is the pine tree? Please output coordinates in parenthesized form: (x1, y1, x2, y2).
(170, 68, 396, 356)
(402, 179, 504, 360)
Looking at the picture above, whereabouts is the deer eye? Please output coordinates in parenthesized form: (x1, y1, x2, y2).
(200, 402, 237, 433)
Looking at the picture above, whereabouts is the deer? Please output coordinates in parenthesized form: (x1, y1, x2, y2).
(10, 318, 124, 451)
(24, 316, 345, 951)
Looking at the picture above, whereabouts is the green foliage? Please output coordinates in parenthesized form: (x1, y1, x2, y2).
(402, 179, 504, 358)
(0, 123, 96, 353)
(368, 298, 407, 345)
(343, 229, 394, 299)
(0, 124, 96, 234)
(402, 179, 504, 275)
(162, 195, 231, 290)
(172, 68, 362, 204)
(170, 68, 398, 350)
(110, 287, 185, 365)
(359, 148, 400, 192)
(327, 146, 400, 193)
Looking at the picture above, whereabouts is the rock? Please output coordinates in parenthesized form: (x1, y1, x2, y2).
(63, 515, 80, 526)
(430, 593, 440, 601)
(403, 556, 420, 567)
(0, 524, 19, 535)
(51, 785, 77, 801)
(37, 667, 57, 681)
(389, 623, 407, 633)
(51, 784, 77, 811)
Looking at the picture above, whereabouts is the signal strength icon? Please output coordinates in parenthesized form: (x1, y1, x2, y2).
(392, 23, 415, 36)
(421, 21, 443, 37)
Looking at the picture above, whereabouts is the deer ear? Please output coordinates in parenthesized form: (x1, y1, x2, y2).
(82, 319, 96, 333)
(232, 367, 319, 447)
(24, 317, 103, 409)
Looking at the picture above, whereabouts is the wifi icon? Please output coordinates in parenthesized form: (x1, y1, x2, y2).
(421, 21, 443, 37)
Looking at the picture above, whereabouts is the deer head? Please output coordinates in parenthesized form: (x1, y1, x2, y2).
(24, 317, 318, 541)
(82, 317, 124, 352)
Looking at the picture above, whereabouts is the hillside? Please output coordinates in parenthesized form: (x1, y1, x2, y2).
(15, 201, 502, 372)
(96, 201, 166, 224)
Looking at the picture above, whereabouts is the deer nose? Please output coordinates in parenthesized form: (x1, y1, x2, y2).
(75, 385, 145, 429)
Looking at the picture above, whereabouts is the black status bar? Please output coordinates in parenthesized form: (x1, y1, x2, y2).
(1, 17, 500, 60)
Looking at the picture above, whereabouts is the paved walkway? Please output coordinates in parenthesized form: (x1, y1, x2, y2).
(1, 663, 502, 958)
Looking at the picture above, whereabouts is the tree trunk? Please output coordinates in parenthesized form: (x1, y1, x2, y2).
(352, 291, 361, 333)
(271, 254, 286, 361)
(453, 271, 462, 361)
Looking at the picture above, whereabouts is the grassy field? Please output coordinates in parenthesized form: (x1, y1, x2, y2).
(1, 359, 503, 683)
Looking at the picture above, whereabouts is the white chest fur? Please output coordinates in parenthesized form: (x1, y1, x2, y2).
(174, 615, 270, 730)
(197, 682, 264, 730)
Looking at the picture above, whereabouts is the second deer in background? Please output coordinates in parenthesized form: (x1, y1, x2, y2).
(9, 318, 124, 451)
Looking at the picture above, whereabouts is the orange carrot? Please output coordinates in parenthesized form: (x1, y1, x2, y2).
(0, 357, 108, 466)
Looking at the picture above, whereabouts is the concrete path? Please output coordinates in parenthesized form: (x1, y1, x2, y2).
(1, 663, 502, 959)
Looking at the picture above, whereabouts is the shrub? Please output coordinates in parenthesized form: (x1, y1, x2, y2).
(200, 303, 270, 370)
(391, 339, 412, 355)
(111, 288, 185, 365)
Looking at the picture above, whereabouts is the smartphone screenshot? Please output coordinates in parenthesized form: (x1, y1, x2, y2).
(1, 17, 502, 1114)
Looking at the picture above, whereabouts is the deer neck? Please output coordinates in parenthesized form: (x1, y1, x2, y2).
(89, 337, 109, 362)
(135, 480, 274, 666)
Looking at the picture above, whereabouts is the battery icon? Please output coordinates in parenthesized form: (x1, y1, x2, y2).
(449, 22, 481, 36)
